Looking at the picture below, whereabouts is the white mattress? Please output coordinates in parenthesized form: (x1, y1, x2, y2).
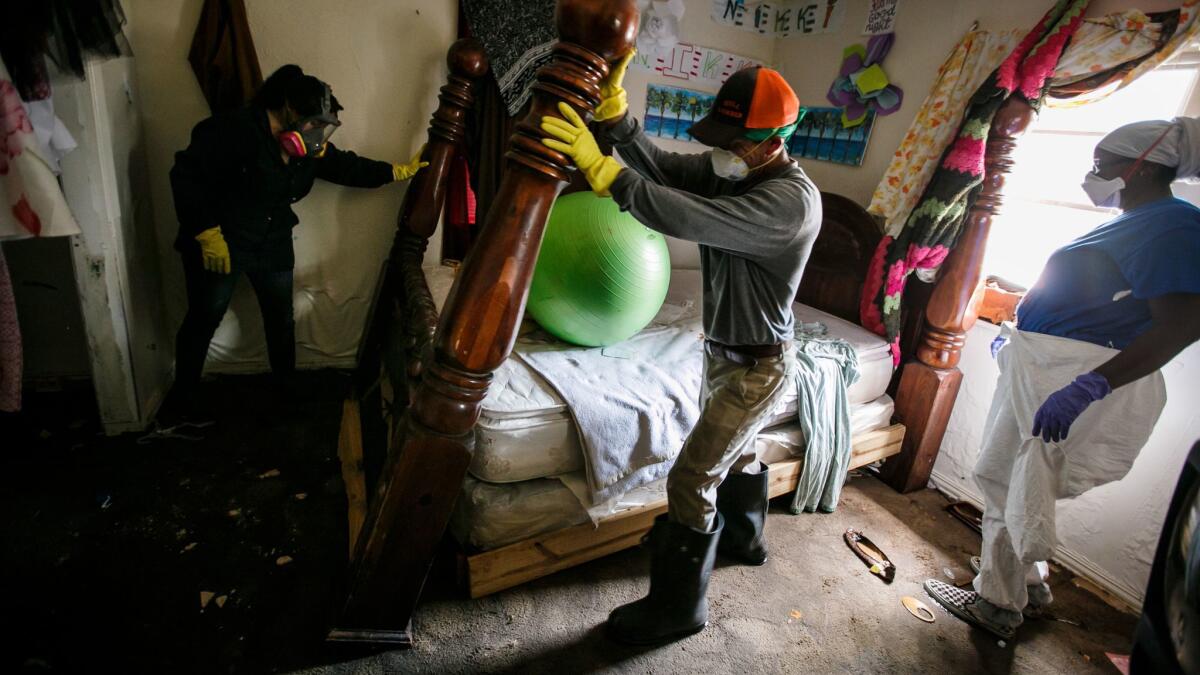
(451, 395, 895, 551)
(424, 265, 895, 484)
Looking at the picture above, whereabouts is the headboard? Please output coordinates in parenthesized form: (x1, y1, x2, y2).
(797, 193, 882, 325)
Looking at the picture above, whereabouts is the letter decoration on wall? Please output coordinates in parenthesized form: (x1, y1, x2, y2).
(711, 0, 846, 37)
(630, 42, 765, 88)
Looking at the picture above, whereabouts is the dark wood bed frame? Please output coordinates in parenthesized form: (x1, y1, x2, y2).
(328, 0, 1036, 646)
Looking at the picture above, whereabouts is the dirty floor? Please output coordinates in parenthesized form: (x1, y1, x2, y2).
(1, 372, 1137, 673)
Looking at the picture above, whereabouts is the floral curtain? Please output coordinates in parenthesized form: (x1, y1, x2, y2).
(1049, 1, 1199, 105)
(860, 0, 1091, 364)
(867, 29, 1026, 237)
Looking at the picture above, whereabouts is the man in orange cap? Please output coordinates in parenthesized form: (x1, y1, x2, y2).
(542, 58, 822, 644)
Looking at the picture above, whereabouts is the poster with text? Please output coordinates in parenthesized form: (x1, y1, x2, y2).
(644, 84, 716, 144)
(863, 0, 900, 35)
(711, 0, 846, 37)
(631, 43, 765, 89)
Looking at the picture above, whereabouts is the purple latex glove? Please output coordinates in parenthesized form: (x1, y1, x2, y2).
(990, 335, 1007, 359)
(1032, 371, 1112, 443)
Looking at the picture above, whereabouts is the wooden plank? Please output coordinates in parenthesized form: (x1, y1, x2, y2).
(337, 398, 368, 557)
(465, 423, 906, 598)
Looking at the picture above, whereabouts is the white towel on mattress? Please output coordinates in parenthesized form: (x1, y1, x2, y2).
(517, 304, 704, 506)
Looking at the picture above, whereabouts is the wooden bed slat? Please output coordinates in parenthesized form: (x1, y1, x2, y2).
(464, 423, 905, 599)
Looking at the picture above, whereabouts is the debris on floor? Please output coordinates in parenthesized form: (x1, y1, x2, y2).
(258, 469, 281, 479)
(901, 596, 935, 623)
(275, 555, 293, 566)
(200, 591, 215, 609)
(945, 501, 983, 533)
(844, 528, 895, 583)
(787, 609, 803, 623)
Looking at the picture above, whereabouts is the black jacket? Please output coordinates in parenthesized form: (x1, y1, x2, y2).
(170, 105, 394, 270)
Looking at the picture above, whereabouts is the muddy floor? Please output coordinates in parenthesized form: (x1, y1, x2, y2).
(0, 371, 1137, 673)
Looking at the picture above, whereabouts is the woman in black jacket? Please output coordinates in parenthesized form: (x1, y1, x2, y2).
(166, 64, 425, 418)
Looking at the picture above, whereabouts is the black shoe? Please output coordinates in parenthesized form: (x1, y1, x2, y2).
(606, 513, 723, 645)
(716, 463, 770, 565)
(158, 384, 215, 428)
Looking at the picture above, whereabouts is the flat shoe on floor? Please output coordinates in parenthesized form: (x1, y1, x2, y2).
(844, 528, 895, 583)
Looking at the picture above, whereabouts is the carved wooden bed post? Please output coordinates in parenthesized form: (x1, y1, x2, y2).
(880, 96, 1036, 493)
(330, 0, 639, 646)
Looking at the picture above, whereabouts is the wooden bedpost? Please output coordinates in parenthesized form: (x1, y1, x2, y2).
(330, 0, 639, 646)
(880, 96, 1036, 493)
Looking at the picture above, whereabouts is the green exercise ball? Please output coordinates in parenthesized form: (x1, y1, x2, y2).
(527, 192, 670, 347)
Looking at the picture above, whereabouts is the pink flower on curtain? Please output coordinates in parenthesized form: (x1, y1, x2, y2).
(1017, 3, 1088, 98)
(905, 243, 951, 270)
(860, 236, 892, 335)
(12, 195, 42, 236)
(943, 135, 986, 176)
(1, 79, 33, 176)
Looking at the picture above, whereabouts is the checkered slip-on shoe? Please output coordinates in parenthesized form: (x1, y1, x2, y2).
(967, 557, 1052, 617)
(924, 579, 1017, 640)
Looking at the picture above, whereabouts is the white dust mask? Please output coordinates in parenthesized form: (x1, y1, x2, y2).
(711, 148, 750, 180)
(1081, 172, 1124, 209)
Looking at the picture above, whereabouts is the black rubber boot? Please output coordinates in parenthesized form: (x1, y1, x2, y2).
(716, 463, 770, 565)
(606, 513, 723, 645)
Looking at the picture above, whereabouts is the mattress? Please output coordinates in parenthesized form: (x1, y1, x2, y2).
(424, 265, 894, 484)
(450, 395, 895, 551)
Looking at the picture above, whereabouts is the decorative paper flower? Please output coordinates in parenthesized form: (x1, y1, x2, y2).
(636, 0, 685, 52)
(827, 33, 904, 128)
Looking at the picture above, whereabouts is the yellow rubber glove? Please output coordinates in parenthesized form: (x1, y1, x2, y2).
(594, 50, 635, 123)
(541, 102, 622, 196)
(195, 226, 231, 275)
(393, 144, 430, 182)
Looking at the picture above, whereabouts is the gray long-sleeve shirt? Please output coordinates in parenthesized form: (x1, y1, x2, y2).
(603, 115, 822, 346)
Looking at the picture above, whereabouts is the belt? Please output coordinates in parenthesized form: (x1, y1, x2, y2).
(704, 339, 784, 367)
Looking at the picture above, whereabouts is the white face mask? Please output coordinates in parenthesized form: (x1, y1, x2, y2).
(1081, 171, 1124, 209)
(711, 147, 751, 181)
(711, 138, 781, 181)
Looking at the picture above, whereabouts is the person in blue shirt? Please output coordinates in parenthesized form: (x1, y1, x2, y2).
(925, 116, 1200, 640)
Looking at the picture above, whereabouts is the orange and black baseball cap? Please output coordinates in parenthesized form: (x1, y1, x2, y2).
(688, 66, 801, 147)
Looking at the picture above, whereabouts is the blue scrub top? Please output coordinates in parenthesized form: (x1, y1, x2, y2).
(1017, 197, 1200, 349)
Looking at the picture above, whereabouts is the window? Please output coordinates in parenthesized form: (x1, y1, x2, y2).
(983, 52, 1200, 289)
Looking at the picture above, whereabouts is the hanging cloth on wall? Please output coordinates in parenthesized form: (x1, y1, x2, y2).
(0, 247, 20, 413)
(0, 0, 131, 102)
(866, 27, 1026, 238)
(1, 59, 81, 241)
(1048, 3, 1198, 105)
(461, 0, 556, 117)
(859, 0, 1091, 363)
(188, 0, 264, 115)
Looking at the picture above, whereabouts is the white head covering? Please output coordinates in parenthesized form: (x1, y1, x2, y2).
(1096, 116, 1200, 182)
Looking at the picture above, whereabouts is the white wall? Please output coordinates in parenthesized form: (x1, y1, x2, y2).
(125, 0, 455, 372)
